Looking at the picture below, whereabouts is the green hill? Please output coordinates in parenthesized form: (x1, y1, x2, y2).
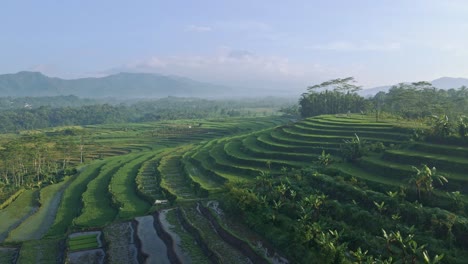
(0, 71, 230, 98)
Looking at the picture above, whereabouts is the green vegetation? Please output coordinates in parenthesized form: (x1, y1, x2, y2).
(73, 156, 126, 227)
(1, 84, 468, 263)
(109, 153, 153, 219)
(17, 239, 61, 263)
(68, 234, 99, 251)
(0, 189, 38, 242)
(6, 176, 72, 242)
(46, 162, 103, 237)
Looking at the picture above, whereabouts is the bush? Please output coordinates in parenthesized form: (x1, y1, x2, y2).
(340, 134, 367, 162)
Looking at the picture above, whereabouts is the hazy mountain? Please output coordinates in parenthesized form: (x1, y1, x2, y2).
(431, 77, 468, 90)
(0, 71, 236, 98)
(358, 85, 392, 97)
(359, 77, 468, 97)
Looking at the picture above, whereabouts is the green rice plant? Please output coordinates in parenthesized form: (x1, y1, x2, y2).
(158, 149, 196, 200)
(6, 176, 73, 242)
(74, 156, 130, 227)
(109, 153, 153, 219)
(68, 241, 99, 251)
(46, 162, 103, 237)
(0, 189, 38, 241)
(17, 239, 60, 263)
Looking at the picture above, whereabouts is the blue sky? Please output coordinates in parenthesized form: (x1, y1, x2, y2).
(1, 0, 468, 91)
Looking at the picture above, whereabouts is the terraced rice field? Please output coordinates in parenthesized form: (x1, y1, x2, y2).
(0, 116, 289, 261)
(183, 114, 468, 196)
(3, 114, 468, 263)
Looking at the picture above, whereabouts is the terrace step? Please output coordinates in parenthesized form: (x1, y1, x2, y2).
(159, 151, 197, 200)
(208, 141, 263, 177)
(411, 142, 468, 158)
(223, 140, 309, 170)
(291, 123, 409, 141)
(300, 119, 397, 132)
(241, 135, 318, 163)
(180, 205, 251, 264)
(257, 132, 340, 155)
(383, 149, 468, 174)
(191, 146, 252, 183)
(269, 129, 341, 149)
(182, 156, 226, 191)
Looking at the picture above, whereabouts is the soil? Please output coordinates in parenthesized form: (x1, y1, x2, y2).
(68, 249, 105, 264)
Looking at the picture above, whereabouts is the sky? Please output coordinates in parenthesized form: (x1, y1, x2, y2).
(1, 0, 468, 92)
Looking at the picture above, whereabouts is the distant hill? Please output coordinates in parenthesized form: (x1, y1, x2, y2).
(359, 77, 468, 97)
(0, 71, 233, 98)
(431, 77, 468, 90)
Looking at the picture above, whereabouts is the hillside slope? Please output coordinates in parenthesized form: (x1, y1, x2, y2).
(0, 71, 231, 98)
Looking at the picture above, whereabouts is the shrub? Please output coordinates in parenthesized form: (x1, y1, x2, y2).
(340, 134, 367, 162)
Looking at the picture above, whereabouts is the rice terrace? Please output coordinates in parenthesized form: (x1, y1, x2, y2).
(0, 77, 467, 264)
(2, 1, 468, 263)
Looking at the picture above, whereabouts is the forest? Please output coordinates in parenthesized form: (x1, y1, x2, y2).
(0, 96, 293, 133)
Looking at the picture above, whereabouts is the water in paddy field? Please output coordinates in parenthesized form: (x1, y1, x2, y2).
(135, 215, 170, 264)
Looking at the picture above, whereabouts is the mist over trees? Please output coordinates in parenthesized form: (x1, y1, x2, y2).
(0, 96, 293, 133)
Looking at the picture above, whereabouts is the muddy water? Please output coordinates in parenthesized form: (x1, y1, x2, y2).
(159, 209, 191, 264)
(135, 215, 170, 264)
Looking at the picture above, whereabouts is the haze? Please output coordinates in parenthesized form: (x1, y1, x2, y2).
(1, 0, 468, 91)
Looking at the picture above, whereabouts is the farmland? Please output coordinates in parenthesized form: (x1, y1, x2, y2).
(0, 110, 467, 263)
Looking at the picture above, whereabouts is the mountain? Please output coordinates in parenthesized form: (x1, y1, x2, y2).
(358, 85, 392, 97)
(431, 77, 468, 90)
(0, 71, 234, 98)
(359, 77, 468, 97)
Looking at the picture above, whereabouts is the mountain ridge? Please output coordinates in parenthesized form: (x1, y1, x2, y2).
(0, 71, 235, 98)
(359, 76, 468, 97)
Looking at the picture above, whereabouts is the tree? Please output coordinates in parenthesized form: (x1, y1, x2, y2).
(299, 77, 365, 117)
(410, 165, 448, 200)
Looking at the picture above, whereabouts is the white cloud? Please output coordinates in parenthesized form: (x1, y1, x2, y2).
(307, 41, 401, 51)
(113, 49, 340, 91)
(186, 24, 212, 32)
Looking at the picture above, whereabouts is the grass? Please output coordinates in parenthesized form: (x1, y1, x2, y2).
(68, 234, 99, 251)
(109, 153, 153, 219)
(73, 156, 129, 227)
(46, 162, 103, 237)
(182, 157, 224, 191)
(224, 140, 308, 169)
(6, 176, 73, 242)
(0, 189, 38, 242)
(17, 239, 60, 264)
(384, 149, 468, 173)
(158, 148, 197, 200)
(136, 155, 164, 201)
(209, 141, 263, 177)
